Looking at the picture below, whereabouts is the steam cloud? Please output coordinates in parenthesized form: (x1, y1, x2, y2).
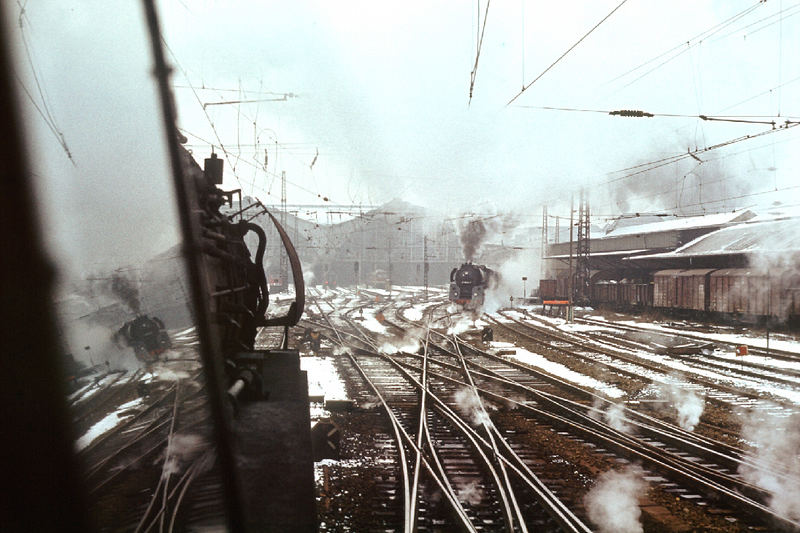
(447, 315, 475, 335)
(483, 249, 541, 313)
(162, 433, 207, 477)
(658, 380, 705, 431)
(453, 387, 492, 426)
(603, 402, 633, 434)
(457, 480, 483, 506)
(584, 465, 646, 533)
(378, 327, 424, 355)
(738, 410, 800, 521)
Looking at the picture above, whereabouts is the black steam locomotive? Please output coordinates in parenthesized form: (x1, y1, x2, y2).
(449, 263, 498, 309)
(114, 315, 171, 363)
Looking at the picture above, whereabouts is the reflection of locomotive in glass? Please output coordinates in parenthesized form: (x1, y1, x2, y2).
(449, 263, 499, 309)
(114, 315, 171, 363)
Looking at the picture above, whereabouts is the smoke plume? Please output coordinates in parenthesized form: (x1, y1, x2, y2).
(584, 465, 646, 533)
(110, 272, 141, 314)
(447, 314, 475, 335)
(738, 409, 800, 521)
(484, 249, 541, 313)
(459, 219, 487, 262)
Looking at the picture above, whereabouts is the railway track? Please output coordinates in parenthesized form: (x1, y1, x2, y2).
(70, 339, 228, 532)
(489, 310, 800, 417)
(308, 291, 800, 531)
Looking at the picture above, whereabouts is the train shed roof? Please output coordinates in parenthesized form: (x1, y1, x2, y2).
(630, 217, 800, 259)
(601, 210, 754, 237)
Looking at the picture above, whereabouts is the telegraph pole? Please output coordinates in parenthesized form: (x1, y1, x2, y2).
(541, 205, 548, 280)
(279, 170, 288, 289)
(568, 194, 574, 322)
(555, 216, 560, 244)
(576, 188, 591, 304)
(423, 235, 429, 299)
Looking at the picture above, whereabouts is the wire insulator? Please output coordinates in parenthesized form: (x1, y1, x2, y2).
(609, 109, 654, 117)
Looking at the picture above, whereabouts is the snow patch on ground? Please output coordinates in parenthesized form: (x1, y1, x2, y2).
(608, 318, 800, 355)
(76, 397, 143, 451)
(403, 306, 425, 322)
(360, 309, 387, 333)
(302, 356, 348, 402)
(489, 342, 625, 399)
(630, 350, 800, 404)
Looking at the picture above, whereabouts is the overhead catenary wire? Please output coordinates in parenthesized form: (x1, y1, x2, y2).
(178, 127, 338, 202)
(468, 0, 491, 105)
(507, 0, 630, 106)
(514, 105, 800, 123)
(602, 122, 800, 186)
(14, 1, 75, 164)
(605, 1, 765, 90)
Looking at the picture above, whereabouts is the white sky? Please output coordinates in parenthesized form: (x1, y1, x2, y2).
(157, 0, 800, 220)
(8, 0, 800, 269)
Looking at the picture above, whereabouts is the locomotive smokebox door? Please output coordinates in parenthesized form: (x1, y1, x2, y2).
(204, 152, 224, 184)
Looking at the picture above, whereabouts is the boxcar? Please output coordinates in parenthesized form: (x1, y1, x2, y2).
(709, 269, 762, 316)
(539, 279, 557, 300)
(653, 270, 682, 308)
(675, 269, 715, 311)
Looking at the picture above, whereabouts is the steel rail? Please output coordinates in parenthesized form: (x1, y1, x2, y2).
(449, 327, 525, 533)
(332, 291, 592, 531)
(407, 329, 428, 529)
(576, 314, 800, 361)
(395, 351, 800, 531)
(316, 299, 477, 530)
(382, 350, 592, 533)
(443, 333, 800, 496)
(488, 313, 779, 405)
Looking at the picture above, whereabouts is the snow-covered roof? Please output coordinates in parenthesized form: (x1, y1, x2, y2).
(602, 210, 754, 238)
(631, 217, 800, 258)
(545, 249, 650, 260)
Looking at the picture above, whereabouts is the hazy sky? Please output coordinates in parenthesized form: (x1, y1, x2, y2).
(157, 0, 800, 220)
(9, 0, 800, 271)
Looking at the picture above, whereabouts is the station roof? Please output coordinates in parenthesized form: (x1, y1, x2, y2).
(601, 210, 754, 238)
(629, 217, 800, 259)
(545, 249, 650, 260)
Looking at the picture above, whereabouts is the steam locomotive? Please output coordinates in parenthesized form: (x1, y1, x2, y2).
(449, 263, 498, 309)
(113, 314, 171, 363)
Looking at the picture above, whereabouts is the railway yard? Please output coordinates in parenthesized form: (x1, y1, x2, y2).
(304, 285, 800, 532)
(66, 284, 800, 532)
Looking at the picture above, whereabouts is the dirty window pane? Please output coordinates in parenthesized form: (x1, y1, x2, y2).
(9, 2, 228, 530)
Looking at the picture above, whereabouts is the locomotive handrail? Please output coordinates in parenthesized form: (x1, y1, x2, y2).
(261, 209, 305, 329)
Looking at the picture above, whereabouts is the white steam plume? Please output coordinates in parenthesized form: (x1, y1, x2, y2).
(603, 402, 633, 434)
(738, 410, 800, 521)
(658, 378, 704, 431)
(457, 480, 483, 506)
(483, 249, 541, 313)
(162, 433, 207, 477)
(378, 327, 423, 354)
(453, 387, 492, 426)
(447, 314, 475, 335)
(584, 465, 646, 533)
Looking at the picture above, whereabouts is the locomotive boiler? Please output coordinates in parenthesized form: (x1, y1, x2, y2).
(449, 262, 498, 309)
